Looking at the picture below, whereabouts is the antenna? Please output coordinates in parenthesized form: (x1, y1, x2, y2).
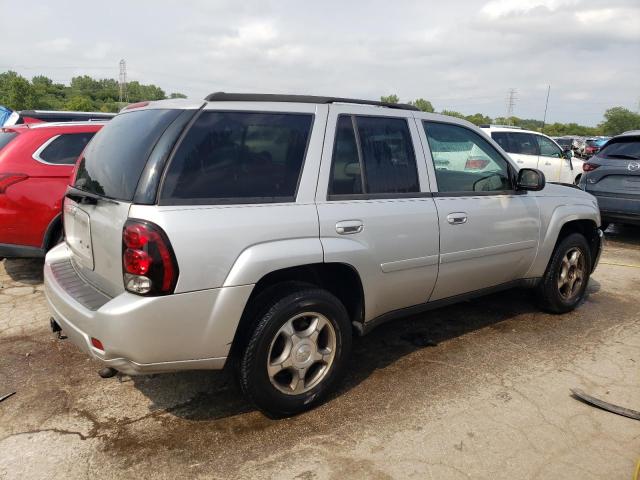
(506, 88, 517, 125)
(118, 59, 128, 103)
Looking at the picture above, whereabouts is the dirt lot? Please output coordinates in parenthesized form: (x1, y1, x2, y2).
(1, 227, 639, 480)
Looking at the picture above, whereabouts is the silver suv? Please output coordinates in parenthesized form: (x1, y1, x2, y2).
(44, 93, 603, 417)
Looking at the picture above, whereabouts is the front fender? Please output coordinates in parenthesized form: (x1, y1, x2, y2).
(525, 203, 600, 278)
(223, 238, 324, 287)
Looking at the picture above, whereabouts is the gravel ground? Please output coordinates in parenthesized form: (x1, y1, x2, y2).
(1, 226, 639, 480)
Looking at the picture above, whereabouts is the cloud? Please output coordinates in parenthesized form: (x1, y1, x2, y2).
(35, 38, 71, 53)
(84, 42, 112, 60)
(480, 0, 579, 18)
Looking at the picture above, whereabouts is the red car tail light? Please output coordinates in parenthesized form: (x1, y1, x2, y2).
(0, 173, 28, 193)
(582, 163, 599, 172)
(122, 219, 178, 296)
(91, 337, 104, 351)
(465, 158, 490, 170)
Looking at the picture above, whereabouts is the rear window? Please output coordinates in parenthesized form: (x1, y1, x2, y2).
(599, 139, 640, 159)
(0, 132, 17, 150)
(160, 111, 313, 204)
(37, 132, 96, 165)
(74, 109, 181, 200)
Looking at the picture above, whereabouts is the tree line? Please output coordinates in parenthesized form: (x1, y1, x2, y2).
(381, 94, 640, 137)
(0, 71, 186, 113)
(1, 71, 637, 136)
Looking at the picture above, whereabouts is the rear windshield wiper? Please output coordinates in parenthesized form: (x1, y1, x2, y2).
(66, 187, 119, 205)
(604, 154, 640, 160)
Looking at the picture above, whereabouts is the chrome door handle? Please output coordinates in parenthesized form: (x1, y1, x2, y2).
(336, 220, 363, 235)
(447, 213, 468, 225)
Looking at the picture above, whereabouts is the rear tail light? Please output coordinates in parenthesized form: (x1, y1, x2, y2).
(583, 163, 599, 172)
(465, 158, 490, 170)
(91, 337, 104, 351)
(0, 173, 28, 193)
(122, 219, 178, 296)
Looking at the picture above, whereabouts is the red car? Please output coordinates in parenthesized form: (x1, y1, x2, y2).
(0, 121, 104, 258)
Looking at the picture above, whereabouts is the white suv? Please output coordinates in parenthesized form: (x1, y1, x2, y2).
(482, 125, 584, 184)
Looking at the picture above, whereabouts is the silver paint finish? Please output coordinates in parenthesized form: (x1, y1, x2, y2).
(45, 98, 602, 375)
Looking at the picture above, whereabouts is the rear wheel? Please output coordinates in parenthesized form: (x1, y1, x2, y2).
(537, 233, 591, 313)
(239, 288, 352, 417)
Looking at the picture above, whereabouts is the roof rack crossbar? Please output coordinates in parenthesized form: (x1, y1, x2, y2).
(204, 92, 420, 111)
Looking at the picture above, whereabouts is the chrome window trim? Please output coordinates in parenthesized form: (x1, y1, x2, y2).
(32, 134, 67, 165)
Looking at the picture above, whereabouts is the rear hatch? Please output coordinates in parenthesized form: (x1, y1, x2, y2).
(64, 106, 192, 297)
(584, 136, 640, 199)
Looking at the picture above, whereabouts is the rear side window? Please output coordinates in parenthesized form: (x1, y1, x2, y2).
(75, 109, 181, 200)
(36, 133, 96, 165)
(0, 132, 17, 150)
(161, 111, 313, 204)
(328, 115, 419, 197)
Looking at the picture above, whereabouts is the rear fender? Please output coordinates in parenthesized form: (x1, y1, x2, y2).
(223, 238, 324, 287)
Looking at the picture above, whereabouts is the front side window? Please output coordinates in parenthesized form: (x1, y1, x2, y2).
(507, 132, 539, 156)
(536, 135, 562, 158)
(161, 111, 313, 203)
(328, 115, 419, 197)
(38, 132, 96, 165)
(423, 122, 512, 193)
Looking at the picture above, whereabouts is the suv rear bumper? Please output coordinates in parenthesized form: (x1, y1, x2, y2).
(44, 243, 253, 375)
(592, 193, 640, 225)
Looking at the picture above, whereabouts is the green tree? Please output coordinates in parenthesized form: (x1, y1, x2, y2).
(410, 98, 434, 112)
(0, 71, 35, 110)
(465, 113, 492, 126)
(380, 94, 399, 104)
(169, 92, 187, 99)
(65, 95, 95, 111)
(440, 109, 466, 119)
(600, 107, 640, 136)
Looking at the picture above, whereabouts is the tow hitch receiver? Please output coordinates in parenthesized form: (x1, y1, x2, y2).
(49, 317, 66, 339)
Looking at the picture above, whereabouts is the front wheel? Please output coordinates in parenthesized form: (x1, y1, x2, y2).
(239, 288, 352, 417)
(536, 233, 591, 313)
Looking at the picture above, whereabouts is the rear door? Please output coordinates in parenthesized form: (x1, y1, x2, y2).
(65, 107, 189, 296)
(316, 105, 439, 322)
(534, 134, 567, 182)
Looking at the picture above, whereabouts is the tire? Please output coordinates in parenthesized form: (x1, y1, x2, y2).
(536, 233, 591, 314)
(600, 222, 610, 232)
(239, 288, 352, 418)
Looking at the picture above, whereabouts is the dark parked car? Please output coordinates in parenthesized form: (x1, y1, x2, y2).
(580, 130, 640, 228)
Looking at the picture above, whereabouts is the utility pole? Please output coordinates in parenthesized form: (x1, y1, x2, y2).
(542, 85, 551, 132)
(118, 59, 128, 103)
(506, 88, 517, 125)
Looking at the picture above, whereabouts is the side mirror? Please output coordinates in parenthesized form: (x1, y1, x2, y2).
(516, 168, 545, 191)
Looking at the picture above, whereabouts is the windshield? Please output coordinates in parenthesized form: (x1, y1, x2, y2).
(74, 109, 181, 200)
(598, 139, 640, 159)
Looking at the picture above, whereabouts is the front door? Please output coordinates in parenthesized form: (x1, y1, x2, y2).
(535, 134, 567, 182)
(420, 121, 541, 300)
(316, 105, 440, 322)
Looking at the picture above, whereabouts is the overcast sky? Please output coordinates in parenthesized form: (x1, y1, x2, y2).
(1, 0, 638, 125)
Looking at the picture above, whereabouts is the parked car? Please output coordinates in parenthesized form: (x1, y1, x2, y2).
(45, 94, 603, 417)
(1, 109, 115, 127)
(583, 138, 608, 158)
(579, 130, 640, 228)
(0, 121, 104, 259)
(481, 126, 584, 184)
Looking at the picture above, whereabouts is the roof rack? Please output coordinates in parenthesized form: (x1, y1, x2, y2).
(204, 92, 420, 111)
